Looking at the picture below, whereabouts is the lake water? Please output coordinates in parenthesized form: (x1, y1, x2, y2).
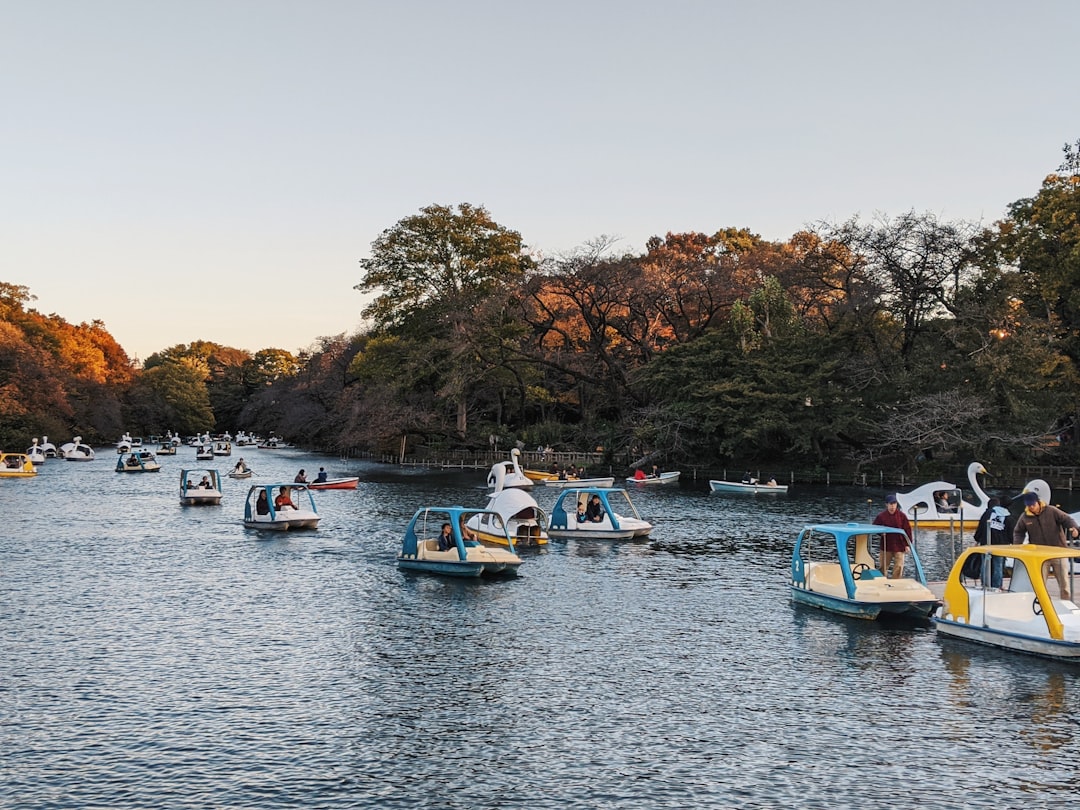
(4, 448, 1079, 809)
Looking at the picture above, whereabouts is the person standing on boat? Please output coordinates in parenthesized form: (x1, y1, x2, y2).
(975, 496, 1015, 588)
(873, 493, 912, 579)
(1012, 491, 1079, 600)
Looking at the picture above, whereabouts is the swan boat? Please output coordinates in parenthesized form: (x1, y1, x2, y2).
(934, 545, 1080, 661)
(157, 441, 177, 455)
(243, 483, 320, 531)
(59, 437, 95, 461)
(39, 436, 58, 458)
(116, 449, 161, 472)
(626, 471, 681, 485)
(486, 448, 534, 489)
(709, 479, 788, 493)
(26, 439, 47, 465)
(466, 476, 549, 548)
(893, 461, 990, 529)
(397, 505, 523, 577)
(790, 522, 940, 620)
(546, 486, 654, 541)
(116, 432, 134, 453)
(180, 468, 223, 505)
(0, 453, 38, 477)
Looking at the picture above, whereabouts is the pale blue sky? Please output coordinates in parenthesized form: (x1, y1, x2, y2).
(3, 1, 1077, 362)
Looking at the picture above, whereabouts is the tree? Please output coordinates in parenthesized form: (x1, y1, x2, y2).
(355, 203, 533, 437)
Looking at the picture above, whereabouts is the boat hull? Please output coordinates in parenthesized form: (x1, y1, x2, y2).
(546, 527, 638, 541)
(791, 587, 938, 620)
(541, 476, 615, 489)
(934, 618, 1080, 661)
(181, 493, 223, 506)
(626, 472, 681, 485)
(244, 516, 320, 531)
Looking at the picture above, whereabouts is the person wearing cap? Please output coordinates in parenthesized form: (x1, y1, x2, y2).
(873, 493, 913, 578)
(1012, 491, 1079, 600)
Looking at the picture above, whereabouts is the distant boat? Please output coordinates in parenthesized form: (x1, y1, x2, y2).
(485, 448, 533, 489)
(59, 437, 95, 461)
(115, 449, 161, 473)
(893, 461, 989, 529)
(26, 439, 47, 465)
(626, 471, 681, 486)
(710, 479, 788, 494)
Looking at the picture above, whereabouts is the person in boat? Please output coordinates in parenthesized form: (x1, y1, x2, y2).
(255, 491, 270, 515)
(128, 453, 139, 467)
(935, 491, 957, 513)
(234, 458, 247, 473)
(633, 468, 647, 481)
(651, 465, 660, 478)
(765, 475, 778, 487)
(459, 517, 479, 543)
(437, 523, 455, 551)
(585, 494, 605, 523)
(199, 475, 212, 489)
(1012, 491, 1079, 600)
(275, 486, 294, 510)
(577, 502, 588, 523)
(557, 466, 568, 481)
(741, 471, 757, 484)
(873, 493, 912, 579)
(316, 467, 328, 483)
(974, 496, 1015, 588)
(294, 469, 307, 483)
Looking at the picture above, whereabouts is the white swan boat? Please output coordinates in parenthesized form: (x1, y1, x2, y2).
(26, 439, 47, 465)
(894, 461, 990, 529)
(467, 474, 549, 548)
(60, 436, 95, 461)
(486, 448, 533, 489)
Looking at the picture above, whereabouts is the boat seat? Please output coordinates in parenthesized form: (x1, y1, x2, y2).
(806, 563, 843, 588)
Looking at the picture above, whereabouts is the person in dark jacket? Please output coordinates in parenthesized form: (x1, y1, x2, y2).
(1013, 491, 1079, 600)
(975, 496, 1016, 588)
(873, 493, 912, 579)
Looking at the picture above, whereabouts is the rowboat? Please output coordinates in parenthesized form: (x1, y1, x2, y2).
(790, 522, 939, 620)
(309, 476, 359, 490)
(709, 479, 788, 493)
(626, 471, 681, 485)
(934, 544, 1080, 661)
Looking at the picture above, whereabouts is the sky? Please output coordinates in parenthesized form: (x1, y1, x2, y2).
(3, 1, 1078, 363)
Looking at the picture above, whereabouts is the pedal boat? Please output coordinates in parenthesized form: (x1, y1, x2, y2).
(0, 452, 38, 477)
(180, 468, 223, 505)
(26, 439, 47, 465)
(243, 483, 320, 531)
(115, 449, 161, 472)
(60, 436, 95, 461)
(546, 486, 653, 540)
(486, 448, 533, 489)
(790, 522, 939, 620)
(397, 506, 522, 577)
(934, 545, 1080, 661)
(466, 480, 549, 548)
(893, 461, 989, 529)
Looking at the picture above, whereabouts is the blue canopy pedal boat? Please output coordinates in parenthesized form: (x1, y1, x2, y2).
(397, 506, 522, 577)
(546, 486, 653, 540)
(790, 522, 939, 620)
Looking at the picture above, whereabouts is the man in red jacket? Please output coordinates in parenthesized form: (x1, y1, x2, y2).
(873, 493, 913, 579)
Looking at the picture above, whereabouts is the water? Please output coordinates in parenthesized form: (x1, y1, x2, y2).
(4, 450, 1079, 809)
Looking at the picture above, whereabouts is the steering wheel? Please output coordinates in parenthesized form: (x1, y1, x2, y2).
(1033, 597, 1043, 616)
(852, 563, 870, 580)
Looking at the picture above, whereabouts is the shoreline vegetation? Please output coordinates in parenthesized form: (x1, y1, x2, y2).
(4, 143, 1080, 474)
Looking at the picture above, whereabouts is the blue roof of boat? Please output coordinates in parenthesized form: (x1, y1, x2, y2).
(803, 522, 908, 536)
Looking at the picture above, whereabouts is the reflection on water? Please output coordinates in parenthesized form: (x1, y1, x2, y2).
(3, 452, 1079, 808)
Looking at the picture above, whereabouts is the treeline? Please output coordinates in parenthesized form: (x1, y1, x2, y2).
(3, 142, 1080, 473)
